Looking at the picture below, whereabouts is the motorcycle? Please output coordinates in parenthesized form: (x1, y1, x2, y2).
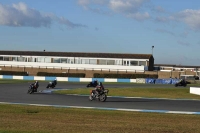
(89, 89, 109, 102)
(86, 81, 98, 87)
(46, 81, 57, 88)
(175, 81, 187, 87)
(27, 84, 37, 94)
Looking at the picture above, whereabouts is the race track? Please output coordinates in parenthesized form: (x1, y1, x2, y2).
(1, 82, 200, 114)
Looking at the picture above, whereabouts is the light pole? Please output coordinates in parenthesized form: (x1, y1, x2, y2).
(152, 46, 154, 55)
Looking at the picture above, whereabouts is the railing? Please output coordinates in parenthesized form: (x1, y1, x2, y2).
(0, 64, 146, 73)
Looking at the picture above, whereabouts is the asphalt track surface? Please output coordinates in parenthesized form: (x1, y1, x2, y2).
(1, 82, 200, 114)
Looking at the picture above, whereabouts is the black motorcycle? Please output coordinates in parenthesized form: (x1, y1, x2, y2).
(27, 84, 37, 94)
(86, 81, 98, 87)
(175, 80, 187, 87)
(89, 89, 109, 102)
(46, 81, 57, 88)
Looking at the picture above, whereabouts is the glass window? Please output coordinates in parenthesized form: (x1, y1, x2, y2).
(61, 58, 68, 63)
(123, 61, 126, 65)
(107, 60, 115, 65)
(3, 57, 10, 61)
(89, 59, 97, 64)
(17, 57, 25, 62)
(115, 60, 122, 65)
(130, 61, 138, 66)
(11, 57, 17, 61)
(99, 60, 107, 65)
(139, 61, 146, 66)
(44, 57, 51, 63)
(0, 56, 3, 61)
(70, 58, 74, 64)
(53, 58, 60, 63)
(82, 59, 89, 64)
(75, 58, 80, 64)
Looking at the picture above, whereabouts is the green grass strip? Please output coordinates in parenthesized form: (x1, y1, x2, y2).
(0, 104, 200, 133)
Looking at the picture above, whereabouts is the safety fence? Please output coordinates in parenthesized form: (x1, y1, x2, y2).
(0, 75, 180, 84)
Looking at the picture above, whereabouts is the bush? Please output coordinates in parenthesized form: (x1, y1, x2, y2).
(37, 72, 85, 77)
(0, 71, 28, 76)
(94, 73, 158, 79)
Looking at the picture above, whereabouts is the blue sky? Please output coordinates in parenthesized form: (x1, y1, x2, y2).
(0, 0, 200, 66)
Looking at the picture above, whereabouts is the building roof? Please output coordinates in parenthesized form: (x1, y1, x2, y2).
(0, 50, 153, 59)
(154, 64, 200, 68)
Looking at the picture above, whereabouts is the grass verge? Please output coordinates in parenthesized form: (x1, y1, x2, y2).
(0, 104, 200, 133)
(55, 87, 200, 100)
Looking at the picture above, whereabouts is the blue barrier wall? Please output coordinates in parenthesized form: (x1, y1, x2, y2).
(0, 75, 180, 84)
(146, 78, 179, 84)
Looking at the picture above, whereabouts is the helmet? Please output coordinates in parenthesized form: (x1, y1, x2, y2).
(55, 78, 57, 80)
(35, 81, 38, 83)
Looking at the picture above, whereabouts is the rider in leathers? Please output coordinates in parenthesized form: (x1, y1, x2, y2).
(95, 82, 104, 97)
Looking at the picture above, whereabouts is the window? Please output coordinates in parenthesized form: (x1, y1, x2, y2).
(123, 60, 130, 66)
(75, 58, 80, 64)
(53, 58, 60, 63)
(61, 58, 68, 63)
(115, 60, 122, 65)
(123, 61, 126, 65)
(3, 57, 10, 61)
(99, 60, 107, 65)
(70, 58, 74, 64)
(139, 61, 146, 66)
(130, 61, 138, 66)
(89, 59, 97, 64)
(81, 59, 89, 64)
(11, 57, 17, 61)
(107, 60, 115, 65)
(17, 57, 25, 62)
(0, 56, 3, 61)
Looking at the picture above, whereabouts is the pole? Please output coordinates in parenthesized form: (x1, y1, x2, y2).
(152, 46, 154, 55)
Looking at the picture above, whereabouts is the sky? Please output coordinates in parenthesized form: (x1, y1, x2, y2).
(0, 0, 200, 66)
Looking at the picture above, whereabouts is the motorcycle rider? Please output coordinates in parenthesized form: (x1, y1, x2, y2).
(92, 79, 98, 86)
(52, 78, 57, 87)
(31, 81, 39, 92)
(178, 78, 183, 84)
(94, 82, 104, 97)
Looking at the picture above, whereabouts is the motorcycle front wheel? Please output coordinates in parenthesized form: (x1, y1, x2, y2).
(99, 94, 107, 102)
(27, 88, 33, 94)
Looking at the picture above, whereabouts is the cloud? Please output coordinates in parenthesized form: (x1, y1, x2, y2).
(155, 29, 175, 36)
(77, 0, 150, 21)
(152, 6, 165, 13)
(0, 2, 87, 28)
(177, 40, 191, 46)
(153, 9, 200, 31)
(171, 9, 200, 30)
(155, 16, 169, 23)
(126, 12, 150, 21)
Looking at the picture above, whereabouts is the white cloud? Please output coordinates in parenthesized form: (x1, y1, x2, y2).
(153, 9, 200, 31)
(153, 6, 165, 13)
(77, 0, 150, 21)
(126, 12, 150, 21)
(0, 2, 87, 28)
(77, 0, 108, 6)
(109, 0, 147, 13)
(174, 9, 200, 30)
